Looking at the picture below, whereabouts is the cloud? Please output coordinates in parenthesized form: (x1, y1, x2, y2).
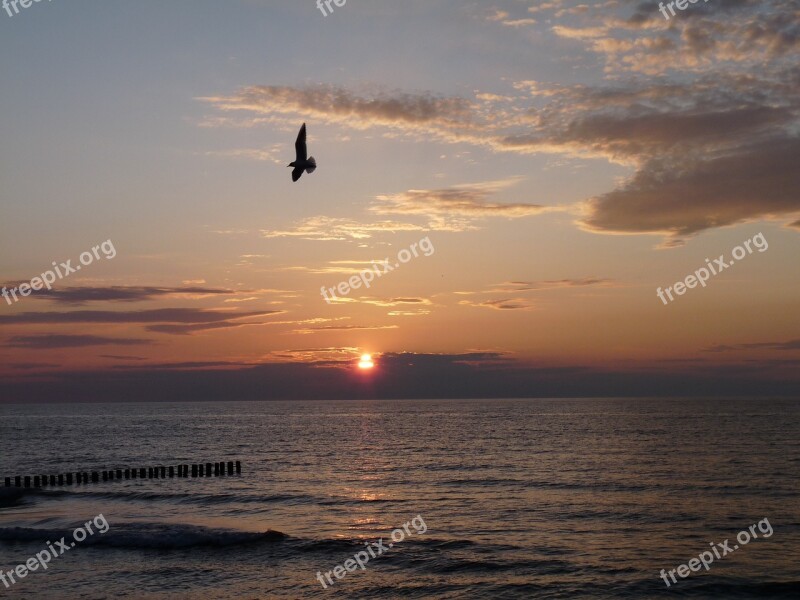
(581, 136, 800, 239)
(200, 84, 474, 132)
(202, 145, 283, 164)
(283, 261, 387, 275)
(455, 278, 613, 296)
(145, 321, 273, 335)
(459, 298, 534, 310)
(496, 278, 613, 292)
(262, 180, 550, 240)
(198, 0, 800, 245)
(551, 0, 799, 76)
(703, 339, 800, 353)
(110, 361, 248, 371)
(6, 335, 155, 349)
(372, 179, 553, 221)
(16, 285, 237, 305)
(8, 363, 61, 370)
(0, 309, 283, 335)
(292, 324, 399, 335)
(262, 216, 425, 241)
(352, 297, 432, 307)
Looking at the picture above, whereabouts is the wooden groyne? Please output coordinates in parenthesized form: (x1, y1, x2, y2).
(2, 461, 241, 488)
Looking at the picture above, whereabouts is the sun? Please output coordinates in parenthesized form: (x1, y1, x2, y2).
(358, 353, 375, 370)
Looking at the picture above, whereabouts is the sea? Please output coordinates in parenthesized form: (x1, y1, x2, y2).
(0, 398, 798, 599)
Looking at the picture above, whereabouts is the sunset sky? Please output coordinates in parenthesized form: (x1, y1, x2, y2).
(1, 0, 799, 400)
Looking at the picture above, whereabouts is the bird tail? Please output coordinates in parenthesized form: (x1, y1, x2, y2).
(306, 156, 316, 174)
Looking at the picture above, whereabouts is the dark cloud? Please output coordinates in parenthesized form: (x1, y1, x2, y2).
(7, 335, 155, 349)
(703, 339, 800, 353)
(583, 137, 800, 238)
(16, 285, 237, 305)
(111, 361, 244, 370)
(146, 321, 272, 335)
(8, 363, 60, 370)
(0, 308, 284, 337)
(0, 308, 279, 326)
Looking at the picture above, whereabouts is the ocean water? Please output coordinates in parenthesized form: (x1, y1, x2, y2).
(0, 398, 798, 599)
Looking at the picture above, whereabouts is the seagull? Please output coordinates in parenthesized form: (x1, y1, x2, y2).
(288, 123, 317, 182)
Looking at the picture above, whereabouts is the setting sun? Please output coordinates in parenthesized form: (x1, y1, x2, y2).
(358, 353, 375, 370)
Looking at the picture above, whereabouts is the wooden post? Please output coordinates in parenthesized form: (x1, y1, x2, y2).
(91, 472, 99, 483)
(116, 469, 122, 479)
(58, 474, 64, 486)
(4, 477, 10, 487)
(169, 466, 175, 477)
(50, 475, 56, 486)
(236, 461, 241, 474)
(227, 461, 234, 475)
(24, 476, 31, 488)
(15, 476, 21, 487)
(191, 464, 198, 477)
(65, 473, 72, 485)
(102, 471, 108, 482)
(40, 475, 47, 486)
(34, 476, 40, 487)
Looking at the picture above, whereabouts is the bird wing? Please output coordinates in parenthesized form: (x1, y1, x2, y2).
(295, 123, 307, 162)
(291, 166, 304, 182)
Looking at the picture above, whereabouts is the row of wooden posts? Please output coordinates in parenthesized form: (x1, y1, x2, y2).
(3, 461, 241, 488)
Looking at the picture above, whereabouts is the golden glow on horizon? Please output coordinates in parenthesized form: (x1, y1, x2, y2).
(358, 353, 374, 369)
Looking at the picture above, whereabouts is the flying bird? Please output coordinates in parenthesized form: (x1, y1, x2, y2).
(288, 123, 317, 182)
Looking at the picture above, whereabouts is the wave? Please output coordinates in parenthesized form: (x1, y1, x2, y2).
(0, 488, 27, 508)
(0, 522, 287, 550)
(0, 487, 314, 507)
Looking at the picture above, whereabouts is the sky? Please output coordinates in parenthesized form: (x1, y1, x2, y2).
(1, 0, 799, 401)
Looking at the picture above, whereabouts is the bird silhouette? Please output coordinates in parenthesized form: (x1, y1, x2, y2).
(288, 123, 317, 182)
